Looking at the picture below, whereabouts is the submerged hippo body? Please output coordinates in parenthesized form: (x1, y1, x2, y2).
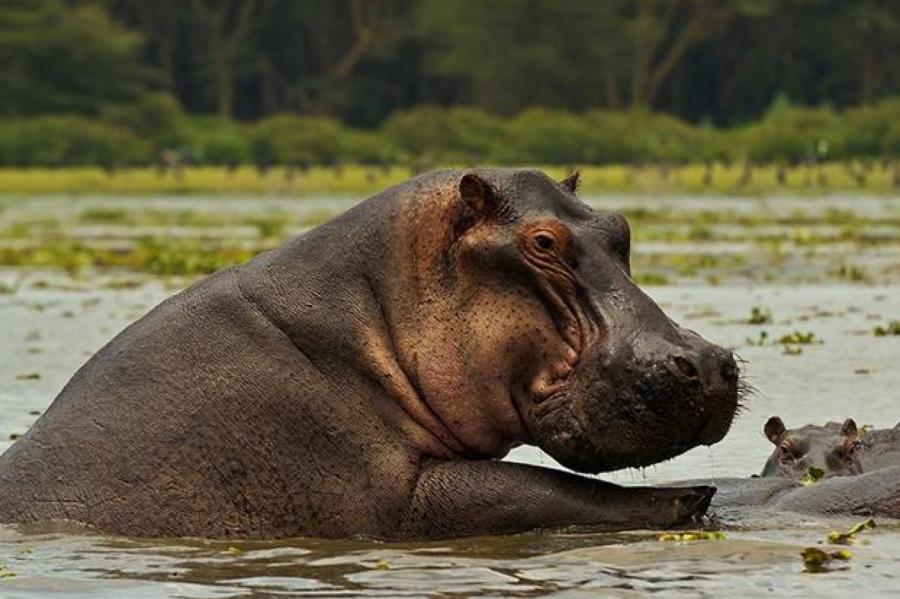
(677, 418, 900, 522)
(703, 468, 900, 521)
(677, 473, 900, 523)
(0, 169, 739, 539)
(858, 424, 900, 471)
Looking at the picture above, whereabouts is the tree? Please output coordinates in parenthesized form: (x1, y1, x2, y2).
(4, 0, 900, 126)
(255, 0, 412, 116)
(0, 0, 151, 116)
(187, 0, 272, 118)
(415, 0, 624, 114)
(842, 0, 900, 104)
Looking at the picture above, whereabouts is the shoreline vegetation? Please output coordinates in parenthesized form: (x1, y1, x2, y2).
(1, 162, 899, 197)
(5, 3, 900, 201)
(1, 98, 900, 198)
(2, 191, 898, 282)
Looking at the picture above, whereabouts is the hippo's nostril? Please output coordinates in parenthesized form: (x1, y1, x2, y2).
(720, 356, 739, 384)
(672, 356, 700, 380)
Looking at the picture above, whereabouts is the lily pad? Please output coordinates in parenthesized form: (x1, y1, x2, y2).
(801, 467, 825, 486)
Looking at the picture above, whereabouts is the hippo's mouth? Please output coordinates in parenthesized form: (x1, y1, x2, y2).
(523, 355, 739, 474)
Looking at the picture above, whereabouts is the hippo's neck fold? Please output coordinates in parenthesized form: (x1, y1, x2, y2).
(238, 186, 487, 460)
(372, 180, 527, 459)
(358, 274, 476, 459)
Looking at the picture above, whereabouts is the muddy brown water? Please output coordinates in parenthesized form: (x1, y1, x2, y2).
(0, 194, 898, 597)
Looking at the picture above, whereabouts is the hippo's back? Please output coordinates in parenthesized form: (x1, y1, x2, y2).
(860, 424, 900, 472)
(0, 268, 260, 526)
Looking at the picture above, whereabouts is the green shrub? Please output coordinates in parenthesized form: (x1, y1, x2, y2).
(341, 130, 399, 165)
(734, 100, 845, 164)
(1, 98, 899, 168)
(0, 116, 151, 166)
(250, 115, 347, 166)
(493, 108, 591, 164)
(182, 117, 251, 165)
(100, 93, 186, 151)
(384, 106, 505, 163)
(883, 121, 900, 157)
(576, 111, 638, 163)
(583, 110, 718, 164)
(864, 99, 900, 157)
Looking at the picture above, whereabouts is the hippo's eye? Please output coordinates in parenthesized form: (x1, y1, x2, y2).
(779, 441, 800, 462)
(838, 440, 860, 461)
(534, 233, 555, 252)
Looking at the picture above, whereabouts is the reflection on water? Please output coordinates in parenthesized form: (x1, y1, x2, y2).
(0, 193, 898, 597)
(1, 524, 899, 597)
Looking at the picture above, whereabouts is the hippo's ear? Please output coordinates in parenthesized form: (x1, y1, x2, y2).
(459, 173, 492, 211)
(764, 416, 786, 444)
(841, 418, 859, 441)
(559, 171, 580, 193)
(458, 172, 508, 220)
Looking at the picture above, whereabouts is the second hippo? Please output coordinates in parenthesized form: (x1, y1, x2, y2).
(673, 417, 900, 523)
(761, 417, 900, 480)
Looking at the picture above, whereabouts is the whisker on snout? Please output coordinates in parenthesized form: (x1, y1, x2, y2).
(730, 350, 755, 415)
(731, 351, 751, 366)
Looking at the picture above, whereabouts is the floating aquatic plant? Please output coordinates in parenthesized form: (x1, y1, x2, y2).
(801, 467, 825, 486)
(827, 519, 876, 545)
(873, 321, 900, 337)
(745, 330, 769, 346)
(801, 547, 852, 573)
(777, 331, 821, 345)
(747, 306, 773, 325)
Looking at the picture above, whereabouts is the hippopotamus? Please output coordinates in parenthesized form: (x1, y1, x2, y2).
(0, 169, 740, 540)
(761, 417, 863, 479)
(690, 470, 900, 522)
(761, 417, 900, 479)
(856, 423, 900, 471)
(673, 418, 900, 522)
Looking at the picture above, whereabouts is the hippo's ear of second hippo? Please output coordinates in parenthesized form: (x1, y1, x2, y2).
(841, 418, 859, 440)
(764, 416, 786, 444)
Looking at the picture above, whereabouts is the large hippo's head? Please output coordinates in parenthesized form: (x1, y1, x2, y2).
(387, 169, 740, 472)
(760, 417, 862, 480)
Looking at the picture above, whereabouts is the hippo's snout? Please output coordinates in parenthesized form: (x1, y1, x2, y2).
(529, 322, 741, 474)
(630, 333, 741, 450)
(663, 336, 740, 446)
(668, 344, 738, 392)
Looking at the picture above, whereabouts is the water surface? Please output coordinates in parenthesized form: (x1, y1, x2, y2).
(0, 193, 898, 597)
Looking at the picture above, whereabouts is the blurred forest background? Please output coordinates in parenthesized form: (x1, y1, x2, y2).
(2, 0, 900, 170)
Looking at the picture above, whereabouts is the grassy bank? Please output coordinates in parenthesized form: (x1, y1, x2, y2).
(1, 162, 898, 197)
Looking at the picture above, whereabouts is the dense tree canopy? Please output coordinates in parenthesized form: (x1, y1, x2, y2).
(0, 0, 152, 115)
(1, 0, 899, 126)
